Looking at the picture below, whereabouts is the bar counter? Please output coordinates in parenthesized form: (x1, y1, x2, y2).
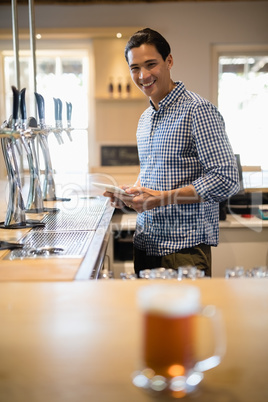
(0, 279, 267, 402)
(0, 186, 114, 281)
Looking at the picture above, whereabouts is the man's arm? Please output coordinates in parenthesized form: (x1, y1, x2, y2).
(120, 184, 201, 213)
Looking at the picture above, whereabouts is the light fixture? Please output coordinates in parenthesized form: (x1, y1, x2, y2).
(116, 32, 122, 39)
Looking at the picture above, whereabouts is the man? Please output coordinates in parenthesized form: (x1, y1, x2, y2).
(105, 28, 239, 277)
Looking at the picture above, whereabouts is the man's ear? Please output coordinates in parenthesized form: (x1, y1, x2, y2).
(166, 54, 173, 70)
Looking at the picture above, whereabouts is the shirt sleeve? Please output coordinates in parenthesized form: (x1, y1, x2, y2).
(191, 102, 240, 203)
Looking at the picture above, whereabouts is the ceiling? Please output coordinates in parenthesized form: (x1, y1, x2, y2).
(0, 0, 266, 4)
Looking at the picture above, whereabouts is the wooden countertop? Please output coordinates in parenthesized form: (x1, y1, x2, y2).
(0, 279, 267, 402)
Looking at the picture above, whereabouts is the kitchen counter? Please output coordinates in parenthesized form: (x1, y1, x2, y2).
(0, 278, 267, 402)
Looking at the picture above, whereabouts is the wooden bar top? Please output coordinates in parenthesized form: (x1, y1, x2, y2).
(0, 279, 267, 402)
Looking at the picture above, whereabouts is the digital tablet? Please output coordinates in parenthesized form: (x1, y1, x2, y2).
(92, 182, 134, 196)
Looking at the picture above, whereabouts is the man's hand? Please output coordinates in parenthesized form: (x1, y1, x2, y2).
(104, 184, 200, 212)
(121, 186, 163, 212)
(103, 186, 159, 212)
(103, 191, 125, 209)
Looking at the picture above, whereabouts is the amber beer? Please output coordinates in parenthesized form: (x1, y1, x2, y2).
(138, 284, 200, 378)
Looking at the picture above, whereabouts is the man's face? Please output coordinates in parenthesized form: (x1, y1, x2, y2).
(127, 44, 173, 107)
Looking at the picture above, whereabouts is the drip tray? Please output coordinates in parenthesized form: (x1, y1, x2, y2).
(3, 197, 108, 260)
(4, 230, 95, 260)
(36, 198, 108, 231)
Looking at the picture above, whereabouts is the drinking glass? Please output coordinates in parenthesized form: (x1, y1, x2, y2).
(132, 284, 225, 398)
(139, 268, 178, 279)
(177, 266, 205, 280)
(120, 272, 137, 280)
(99, 269, 114, 279)
(139, 269, 152, 279)
(247, 266, 268, 278)
(225, 266, 245, 278)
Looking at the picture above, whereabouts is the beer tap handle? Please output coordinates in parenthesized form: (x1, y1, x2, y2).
(58, 98, 63, 124)
(20, 88, 27, 129)
(53, 98, 64, 144)
(66, 102, 72, 127)
(34, 92, 45, 129)
(66, 101, 73, 141)
(57, 98, 65, 143)
(11, 86, 20, 130)
(53, 97, 59, 123)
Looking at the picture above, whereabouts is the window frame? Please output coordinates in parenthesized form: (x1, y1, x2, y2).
(211, 44, 268, 106)
(211, 44, 268, 171)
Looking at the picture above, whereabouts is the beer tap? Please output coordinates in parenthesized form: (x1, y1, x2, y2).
(0, 131, 26, 228)
(11, 86, 19, 131)
(11, 86, 23, 177)
(34, 91, 57, 201)
(0, 87, 44, 229)
(53, 97, 64, 145)
(55, 99, 73, 142)
(20, 88, 27, 130)
(20, 89, 57, 213)
(65, 101, 73, 142)
(34, 92, 70, 202)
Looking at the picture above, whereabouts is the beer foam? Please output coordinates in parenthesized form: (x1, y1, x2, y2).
(137, 284, 200, 317)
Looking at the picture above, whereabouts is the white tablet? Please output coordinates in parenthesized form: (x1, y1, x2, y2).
(92, 182, 134, 196)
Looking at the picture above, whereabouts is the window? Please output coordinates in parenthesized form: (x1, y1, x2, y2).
(215, 49, 268, 170)
(3, 49, 89, 174)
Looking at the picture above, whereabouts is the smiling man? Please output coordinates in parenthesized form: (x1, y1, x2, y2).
(127, 41, 174, 108)
(105, 28, 239, 277)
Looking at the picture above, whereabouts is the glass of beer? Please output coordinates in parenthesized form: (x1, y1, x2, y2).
(132, 284, 225, 398)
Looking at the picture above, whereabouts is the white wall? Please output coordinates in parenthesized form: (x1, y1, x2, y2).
(0, 1, 267, 100)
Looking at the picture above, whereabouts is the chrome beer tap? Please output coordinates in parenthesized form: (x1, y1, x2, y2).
(0, 131, 44, 228)
(0, 86, 45, 229)
(0, 131, 26, 227)
(53, 97, 64, 145)
(65, 101, 73, 142)
(19, 88, 55, 213)
(34, 92, 70, 202)
(35, 92, 57, 201)
(0, 86, 26, 228)
(19, 87, 43, 212)
(55, 99, 73, 142)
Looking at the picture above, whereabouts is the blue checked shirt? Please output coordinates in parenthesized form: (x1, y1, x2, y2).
(134, 81, 239, 256)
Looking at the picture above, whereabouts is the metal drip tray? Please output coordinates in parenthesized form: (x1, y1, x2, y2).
(4, 197, 110, 261)
(5, 230, 95, 260)
(37, 198, 108, 231)
(39, 210, 102, 231)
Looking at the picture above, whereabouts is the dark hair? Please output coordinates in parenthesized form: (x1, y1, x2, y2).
(125, 28, 171, 64)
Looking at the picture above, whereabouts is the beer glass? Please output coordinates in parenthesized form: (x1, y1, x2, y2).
(132, 284, 225, 398)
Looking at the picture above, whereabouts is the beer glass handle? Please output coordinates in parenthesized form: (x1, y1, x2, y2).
(194, 305, 226, 372)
